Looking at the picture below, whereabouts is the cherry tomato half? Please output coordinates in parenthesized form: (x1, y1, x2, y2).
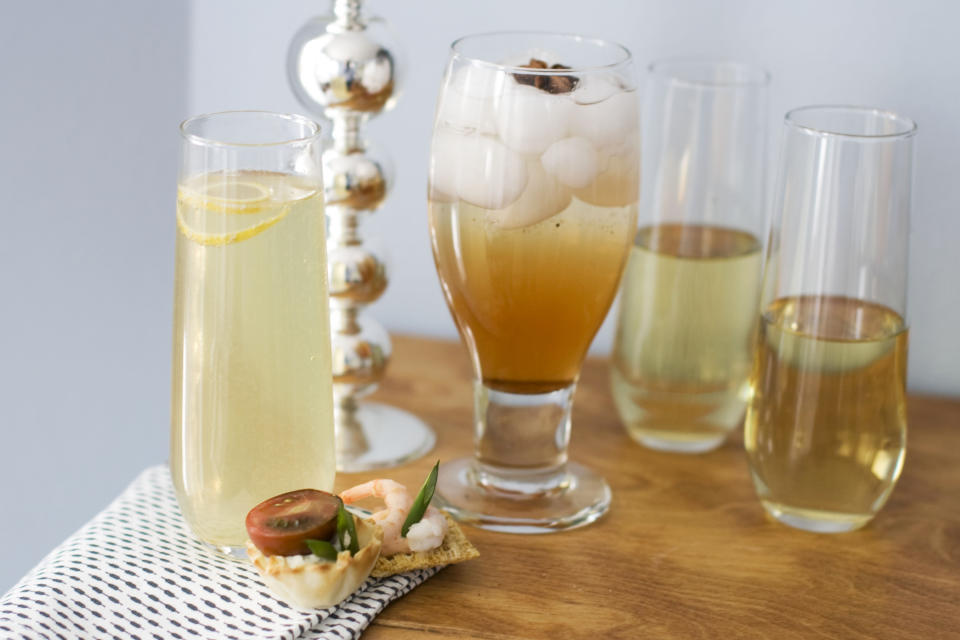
(245, 489, 341, 556)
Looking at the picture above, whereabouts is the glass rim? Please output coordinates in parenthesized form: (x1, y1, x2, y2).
(785, 105, 918, 140)
(450, 31, 633, 74)
(647, 57, 771, 88)
(179, 110, 323, 148)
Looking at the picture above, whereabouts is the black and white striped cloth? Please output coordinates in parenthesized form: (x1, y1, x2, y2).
(0, 466, 441, 639)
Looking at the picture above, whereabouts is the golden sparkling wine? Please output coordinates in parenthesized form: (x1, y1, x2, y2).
(171, 171, 335, 547)
(611, 224, 763, 449)
(429, 195, 636, 394)
(744, 295, 908, 531)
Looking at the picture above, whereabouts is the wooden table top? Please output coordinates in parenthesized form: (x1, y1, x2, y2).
(336, 336, 960, 640)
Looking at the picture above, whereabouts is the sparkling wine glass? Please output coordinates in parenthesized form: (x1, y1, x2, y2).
(611, 59, 770, 453)
(171, 111, 334, 552)
(745, 105, 916, 533)
(427, 32, 639, 532)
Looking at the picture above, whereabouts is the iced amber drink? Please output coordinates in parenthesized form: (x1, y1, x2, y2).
(430, 200, 634, 393)
(428, 33, 639, 532)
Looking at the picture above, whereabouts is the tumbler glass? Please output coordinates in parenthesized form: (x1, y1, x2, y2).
(745, 105, 916, 533)
(427, 32, 639, 532)
(611, 60, 770, 453)
(171, 111, 334, 551)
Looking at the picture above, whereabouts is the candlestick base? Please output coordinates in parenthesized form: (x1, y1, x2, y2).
(335, 401, 436, 473)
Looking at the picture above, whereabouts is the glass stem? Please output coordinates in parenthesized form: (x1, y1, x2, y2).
(472, 382, 574, 495)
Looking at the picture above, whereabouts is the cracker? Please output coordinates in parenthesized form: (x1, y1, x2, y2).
(371, 512, 479, 578)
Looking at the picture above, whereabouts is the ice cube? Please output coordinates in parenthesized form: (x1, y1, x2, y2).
(573, 148, 640, 207)
(429, 130, 528, 210)
(428, 130, 460, 202)
(436, 64, 504, 134)
(541, 137, 600, 190)
(570, 74, 621, 106)
(487, 160, 572, 229)
(456, 64, 507, 101)
(495, 83, 573, 155)
(569, 89, 639, 149)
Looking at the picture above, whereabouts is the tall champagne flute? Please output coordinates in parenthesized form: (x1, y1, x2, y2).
(171, 111, 334, 552)
(611, 60, 770, 453)
(745, 106, 916, 533)
(428, 33, 639, 532)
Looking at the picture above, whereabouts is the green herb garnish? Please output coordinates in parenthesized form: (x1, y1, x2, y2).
(401, 461, 439, 537)
(337, 500, 360, 556)
(305, 539, 338, 561)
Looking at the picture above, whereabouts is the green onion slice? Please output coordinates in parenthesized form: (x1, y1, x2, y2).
(305, 539, 338, 561)
(337, 501, 360, 556)
(401, 461, 439, 537)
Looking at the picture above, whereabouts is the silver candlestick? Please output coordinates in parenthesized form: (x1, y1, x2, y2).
(287, 0, 434, 471)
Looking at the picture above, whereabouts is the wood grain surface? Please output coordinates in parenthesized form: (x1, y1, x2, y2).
(335, 336, 960, 640)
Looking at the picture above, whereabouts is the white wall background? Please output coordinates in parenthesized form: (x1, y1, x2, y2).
(0, 1, 189, 593)
(189, 0, 960, 395)
(2, 0, 958, 594)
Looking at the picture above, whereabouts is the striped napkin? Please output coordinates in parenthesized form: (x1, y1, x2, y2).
(0, 466, 440, 639)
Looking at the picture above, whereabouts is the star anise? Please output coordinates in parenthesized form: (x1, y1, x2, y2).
(513, 58, 579, 94)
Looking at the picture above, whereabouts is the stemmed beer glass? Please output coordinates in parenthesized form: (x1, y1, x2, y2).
(427, 32, 639, 532)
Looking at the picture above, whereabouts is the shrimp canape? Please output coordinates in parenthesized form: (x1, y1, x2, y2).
(244, 464, 477, 608)
(340, 463, 479, 577)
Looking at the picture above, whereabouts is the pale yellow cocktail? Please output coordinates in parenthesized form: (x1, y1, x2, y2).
(171, 170, 334, 548)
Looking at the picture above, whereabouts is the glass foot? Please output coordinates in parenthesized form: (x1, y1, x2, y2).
(762, 500, 872, 533)
(203, 543, 249, 561)
(631, 431, 727, 453)
(336, 402, 435, 473)
(435, 457, 611, 534)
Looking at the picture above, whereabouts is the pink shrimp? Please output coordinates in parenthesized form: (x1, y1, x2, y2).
(340, 479, 448, 555)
